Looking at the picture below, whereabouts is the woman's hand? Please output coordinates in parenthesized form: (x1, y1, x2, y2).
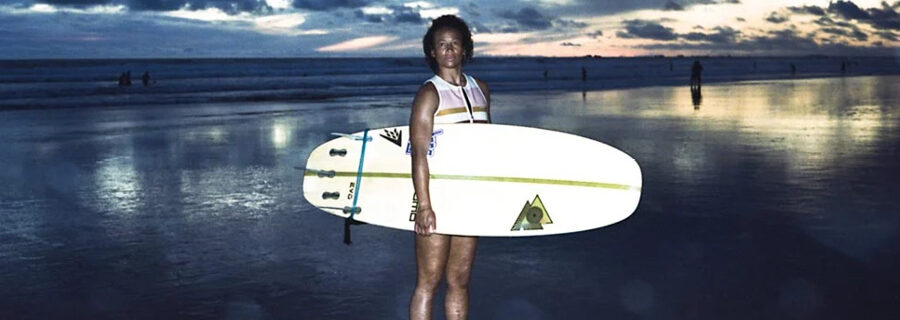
(415, 207, 437, 236)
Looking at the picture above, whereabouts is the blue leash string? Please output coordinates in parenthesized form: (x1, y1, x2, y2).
(349, 128, 369, 220)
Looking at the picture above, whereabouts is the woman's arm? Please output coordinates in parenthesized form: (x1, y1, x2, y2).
(410, 83, 439, 236)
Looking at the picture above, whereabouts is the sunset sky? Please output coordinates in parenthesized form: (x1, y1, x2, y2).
(0, 0, 898, 58)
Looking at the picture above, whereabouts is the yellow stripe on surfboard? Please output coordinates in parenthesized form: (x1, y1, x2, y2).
(305, 170, 640, 191)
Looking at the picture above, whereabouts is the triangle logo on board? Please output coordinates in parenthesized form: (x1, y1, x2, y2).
(511, 195, 553, 231)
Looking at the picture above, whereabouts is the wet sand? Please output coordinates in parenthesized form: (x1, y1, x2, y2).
(0, 76, 898, 319)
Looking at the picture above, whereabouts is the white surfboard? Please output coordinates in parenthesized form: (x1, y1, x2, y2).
(302, 124, 641, 237)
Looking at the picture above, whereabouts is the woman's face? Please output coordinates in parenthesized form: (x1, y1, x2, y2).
(431, 28, 464, 70)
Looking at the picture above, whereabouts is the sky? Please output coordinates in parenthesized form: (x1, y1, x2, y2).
(0, 0, 898, 58)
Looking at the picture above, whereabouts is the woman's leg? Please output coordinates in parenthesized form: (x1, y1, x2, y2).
(410, 233, 450, 320)
(444, 235, 478, 320)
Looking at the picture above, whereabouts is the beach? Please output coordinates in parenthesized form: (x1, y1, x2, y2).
(1, 59, 899, 319)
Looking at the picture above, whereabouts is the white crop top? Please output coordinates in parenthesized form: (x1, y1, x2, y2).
(425, 74, 489, 124)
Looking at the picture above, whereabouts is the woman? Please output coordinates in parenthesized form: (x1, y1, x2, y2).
(408, 15, 490, 320)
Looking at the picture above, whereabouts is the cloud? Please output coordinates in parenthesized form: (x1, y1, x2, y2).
(765, 11, 788, 24)
(616, 19, 677, 41)
(135, 0, 272, 14)
(866, 2, 900, 30)
(587, 30, 602, 39)
(828, 0, 870, 20)
(355, 5, 427, 24)
(681, 26, 739, 44)
(787, 5, 826, 16)
(820, 26, 868, 41)
(291, 0, 367, 11)
(560, 41, 580, 46)
(316, 35, 396, 52)
(663, 1, 683, 11)
(497, 7, 553, 30)
(30, 0, 116, 8)
(874, 30, 897, 41)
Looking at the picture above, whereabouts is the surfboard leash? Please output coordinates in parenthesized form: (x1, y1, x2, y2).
(345, 128, 369, 245)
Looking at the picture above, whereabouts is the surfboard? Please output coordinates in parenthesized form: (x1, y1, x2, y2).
(302, 123, 642, 237)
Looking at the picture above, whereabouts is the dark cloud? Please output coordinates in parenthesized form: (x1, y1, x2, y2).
(681, 26, 740, 44)
(560, 41, 580, 46)
(291, 0, 368, 11)
(26, 0, 272, 14)
(497, 7, 553, 30)
(828, 1, 870, 20)
(636, 32, 894, 56)
(616, 19, 678, 41)
(736, 17, 746, 22)
(750, 29, 820, 50)
(820, 27, 868, 41)
(555, 0, 742, 18)
(587, 30, 603, 39)
(788, 5, 826, 16)
(765, 11, 788, 24)
(874, 30, 898, 41)
(663, 1, 683, 11)
(495, 6, 587, 32)
(129, 0, 271, 14)
(866, 2, 900, 30)
(36, 0, 116, 7)
(555, 18, 588, 29)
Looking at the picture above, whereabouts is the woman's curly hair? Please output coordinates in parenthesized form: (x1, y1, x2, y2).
(422, 15, 474, 73)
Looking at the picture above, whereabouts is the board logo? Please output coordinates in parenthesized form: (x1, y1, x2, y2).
(380, 128, 403, 147)
(511, 195, 553, 231)
(405, 129, 444, 157)
(409, 193, 418, 221)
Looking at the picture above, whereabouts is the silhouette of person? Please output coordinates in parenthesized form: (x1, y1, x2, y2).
(142, 71, 151, 86)
(118, 72, 132, 86)
(581, 67, 587, 82)
(543, 69, 548, 80)
(790, 63, 796, 75)
(690, 60, 703, 91)
(841, 61, 846, 74)
(670, 60, 674, 72)
(691, 86, 702, 110)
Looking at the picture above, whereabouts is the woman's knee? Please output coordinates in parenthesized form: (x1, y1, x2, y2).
(417, 267, 443, 290)
(445, 265, 472, 289)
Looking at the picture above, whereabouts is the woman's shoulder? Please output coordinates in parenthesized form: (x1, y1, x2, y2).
(414, 81, 438, 101)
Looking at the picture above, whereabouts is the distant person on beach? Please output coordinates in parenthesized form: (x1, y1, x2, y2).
(691, 86, 702, 110)
(409, 15, 490, 320)
(142, 72, 151, 86)
(543, 69, 548, 80)
(581, 67, 587, 82)
(690, 60, 703, 90)
(841, 61, 846, 74)
(118, 71, 131, 86)
(670, 60, 674, 72)
(790, 63, 796, 75)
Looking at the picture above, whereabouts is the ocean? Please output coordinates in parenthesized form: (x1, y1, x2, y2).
(2, 56, 898, 110)
(1, 57, 899, 319)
